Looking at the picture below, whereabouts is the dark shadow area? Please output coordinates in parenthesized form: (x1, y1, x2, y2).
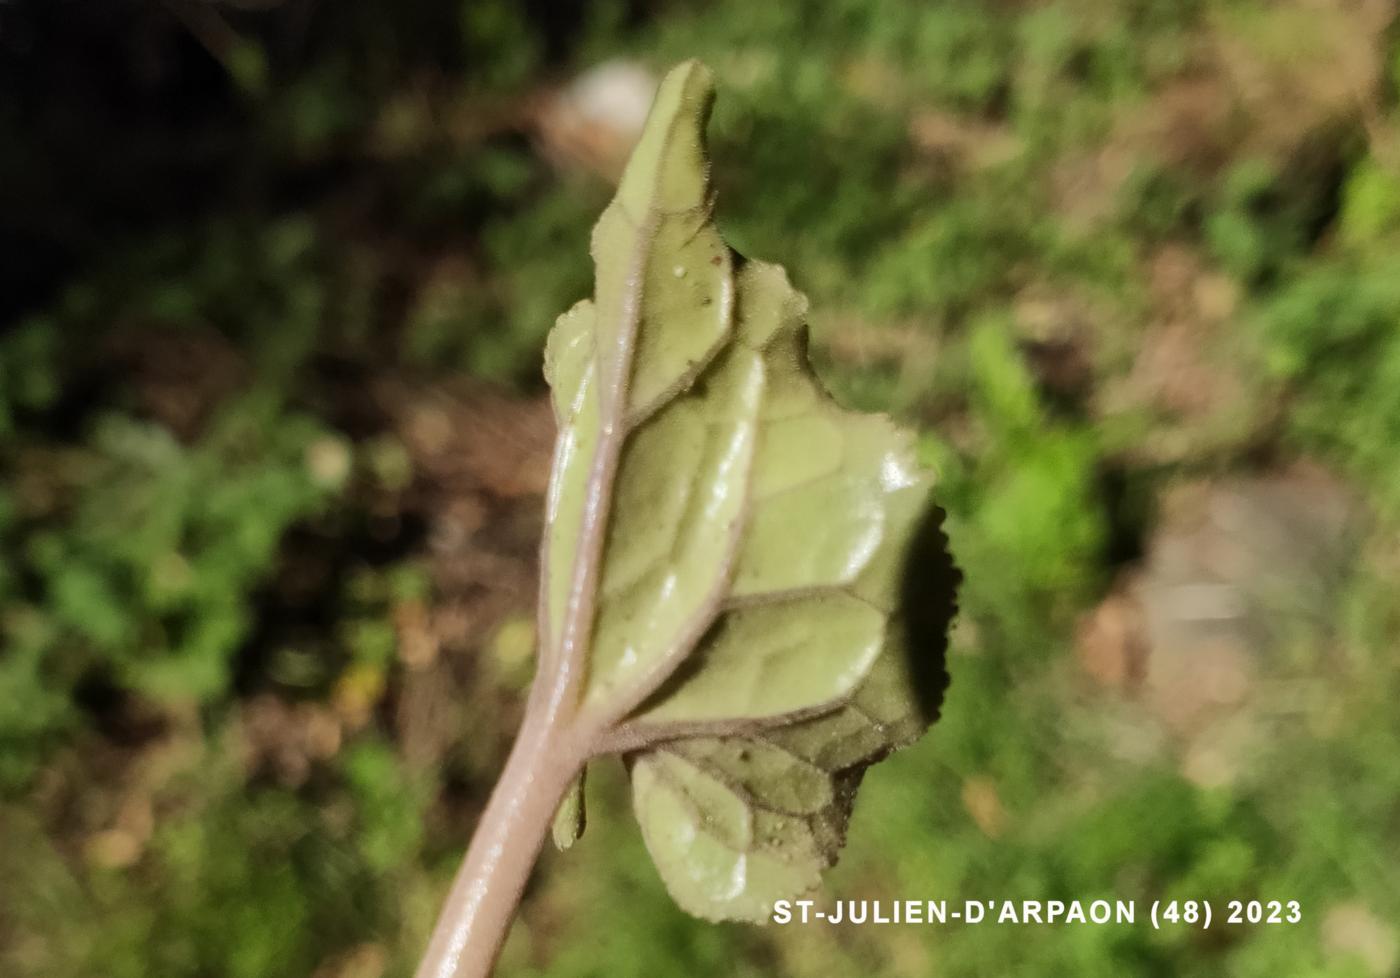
(1097, 462, 1156, 572)
(898, 500, 960, 727)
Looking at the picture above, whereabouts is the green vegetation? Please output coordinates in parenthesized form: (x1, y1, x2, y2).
(2, 1, 1398, 977)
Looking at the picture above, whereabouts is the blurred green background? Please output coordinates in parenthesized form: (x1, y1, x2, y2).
(3, 1, 1400, 976)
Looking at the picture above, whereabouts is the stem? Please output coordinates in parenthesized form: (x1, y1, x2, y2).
(416, 66, 721, 978)
(413, 697, 584, 978)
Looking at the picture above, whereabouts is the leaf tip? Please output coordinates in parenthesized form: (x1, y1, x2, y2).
(614, 60, 717, 216)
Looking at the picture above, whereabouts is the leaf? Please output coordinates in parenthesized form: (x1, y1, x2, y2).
(551, 771, 586, 851)
(538, 60, 956, 920)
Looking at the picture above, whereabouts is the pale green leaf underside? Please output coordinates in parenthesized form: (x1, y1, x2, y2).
(539, 61, 950, 921)
(630, 648, 933, 921)
(634, 591, 882, 725)
(631, 749, 835, 923)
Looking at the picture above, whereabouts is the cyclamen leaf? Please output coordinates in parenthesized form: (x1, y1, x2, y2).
(539, 60, 956, 923)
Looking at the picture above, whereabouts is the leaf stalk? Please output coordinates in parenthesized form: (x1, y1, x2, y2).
(412, 680, 586, 978)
